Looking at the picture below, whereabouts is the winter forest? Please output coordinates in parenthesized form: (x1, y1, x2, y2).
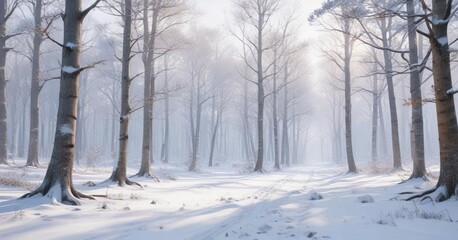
(0, 0, 457, 239)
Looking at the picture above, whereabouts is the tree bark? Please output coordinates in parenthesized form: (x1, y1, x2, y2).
(406, 0, 425, 179)
(21, 0, 99, 205)
(26, 0, 43, 167)
(108, 0, 139, 187)
(429, 0, 458, 200)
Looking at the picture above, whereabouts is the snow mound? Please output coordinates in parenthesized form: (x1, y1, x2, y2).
(307, 191, 323, 200)
(357, 195, 374, 203)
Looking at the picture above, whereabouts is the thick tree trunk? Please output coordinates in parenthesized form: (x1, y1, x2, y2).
(26, 0, 43, 167)
(21, 0, 97, 205)
(0, 0, 8, 165)
(343, 17, 357, 173)
(429, 0, 458, 200)
(407, 0, 425, 179)
(380, 16, 402, 170)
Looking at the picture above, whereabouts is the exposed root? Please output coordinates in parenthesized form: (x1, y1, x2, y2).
(405, 186, 450, 202)
(105, 177, 143, 188)
(131, 172, 160, 182)
(20, 183, 93, 206)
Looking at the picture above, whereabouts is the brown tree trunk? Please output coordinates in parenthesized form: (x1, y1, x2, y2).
(26, 0, 43, 167)
(429, 0, 458, 200)
(21, 0, 100, 205)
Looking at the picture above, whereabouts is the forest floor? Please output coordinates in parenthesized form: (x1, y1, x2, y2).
(0, 160, 457, 240)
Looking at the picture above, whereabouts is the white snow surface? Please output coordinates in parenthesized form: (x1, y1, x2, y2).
(0, 162, 457, 240)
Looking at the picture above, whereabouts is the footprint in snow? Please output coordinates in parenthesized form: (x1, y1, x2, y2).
(257, 224, 273, 234)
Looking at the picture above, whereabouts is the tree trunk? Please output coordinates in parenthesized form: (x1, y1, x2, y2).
(429, 0, 458, 200)
(189, 77, 203, 171)
(281, 65, 290, 167)
(0, 0, 8, 165)
(21, 0, 98, 205)
(208, 105, 220, 167)
(272, 50, 280, 170)
(137, 2, 158, 177)
(380, 15, 402, 170)
(407, 0, 425, 179)
(108, 0, 139, 187)
(371, 54, 378, 162)
(26, 0, 43, 167)
(161, 55, 170, 163)
(254, 13, 265, 173)
(343, 17, 357, 173)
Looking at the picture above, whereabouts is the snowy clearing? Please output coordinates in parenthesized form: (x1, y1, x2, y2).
(0, 162, 457, 240)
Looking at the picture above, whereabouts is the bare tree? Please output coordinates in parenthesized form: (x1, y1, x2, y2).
(0, 0, 19, 165)
(232, 0, 281, 172)
(21, 0, 102, 205)
(310, 1, 358, 173)
(135, 0, 187, 177)
(105, 0, 142, 187)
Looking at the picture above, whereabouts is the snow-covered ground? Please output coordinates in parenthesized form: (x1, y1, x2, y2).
(0, 161, 457, 240)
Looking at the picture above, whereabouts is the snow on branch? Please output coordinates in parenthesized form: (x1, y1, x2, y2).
(61, 60, 105, 75)
(447, 85, 458, 96)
